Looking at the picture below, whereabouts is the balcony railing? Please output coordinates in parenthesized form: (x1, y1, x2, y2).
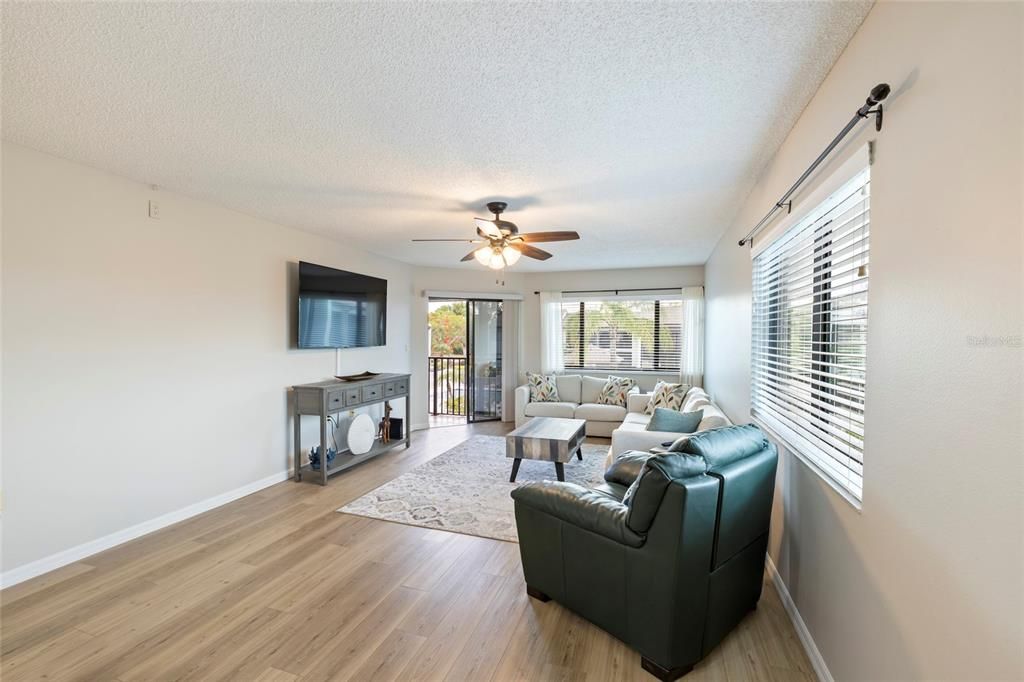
(428, 356, 467, 416)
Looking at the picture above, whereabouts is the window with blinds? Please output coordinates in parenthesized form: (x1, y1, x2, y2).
(561, 297, 681, 371)
(751, 165, 870, 502)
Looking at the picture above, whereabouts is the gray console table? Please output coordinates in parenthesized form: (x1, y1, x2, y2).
(292, 373, 410, 485)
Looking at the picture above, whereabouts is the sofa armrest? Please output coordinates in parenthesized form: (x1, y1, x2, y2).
(511, 481, 645, 547)
(514, 385, 530, 427)
(626, 392, 651, 414)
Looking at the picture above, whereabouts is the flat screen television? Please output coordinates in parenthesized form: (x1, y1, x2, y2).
(297, 261, 387, 349)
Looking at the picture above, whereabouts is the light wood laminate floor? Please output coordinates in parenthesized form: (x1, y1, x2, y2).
(1, 422, 814, 681)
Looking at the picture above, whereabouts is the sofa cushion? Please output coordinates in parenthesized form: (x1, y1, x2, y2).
(622, 412, 651, 426)
(581, 376, 606, 404)
(527, 372, 560, 402)
(597, 375, 636, 406)
(574, 402, 627, 422)
(555, 375, 583, 404)
(682, 388, 710, 412)
(647, 407, 703, 433)
(698, 415, 731, 431)
(644, 381, 690, 414)
(523, 401, 578, 419)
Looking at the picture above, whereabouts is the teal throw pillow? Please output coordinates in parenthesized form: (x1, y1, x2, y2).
(646, 407, 703, 433)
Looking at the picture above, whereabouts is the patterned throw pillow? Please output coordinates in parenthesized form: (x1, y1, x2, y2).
(526, 372, 560, 402)
(644, 381, 689, 414)
(597, 375, 635, 407)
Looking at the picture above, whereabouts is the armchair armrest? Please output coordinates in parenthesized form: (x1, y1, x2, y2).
(511, 481, 645, 547)
(514, 385, 530, 426)
(626, 392, 651, 414)
(604, 451, 652, 486)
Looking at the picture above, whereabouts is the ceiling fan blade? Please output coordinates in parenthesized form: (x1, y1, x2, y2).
(516, 231, 580, 243)
(460, 249, 480, 262)
(411, 238, 480, 242)
(474, 217, 502, 239)
(516, 243, 553, 260)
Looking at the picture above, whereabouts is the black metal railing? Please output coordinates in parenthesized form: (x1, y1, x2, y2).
(428, 356, 467, 416)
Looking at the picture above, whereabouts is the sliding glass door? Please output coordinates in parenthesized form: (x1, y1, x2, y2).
(466, 299, 503, 422)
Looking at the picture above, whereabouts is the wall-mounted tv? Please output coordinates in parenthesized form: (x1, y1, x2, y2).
(297, 261, 387, 349)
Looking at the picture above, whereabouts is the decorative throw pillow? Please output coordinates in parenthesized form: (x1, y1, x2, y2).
(646, 408, 703, 433)
(526, 372, 560, 402)
(597, 375, 635, 406)
(644, 381, 689, 414)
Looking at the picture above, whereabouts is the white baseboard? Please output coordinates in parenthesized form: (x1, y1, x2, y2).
(0, 469, 290, 589)
(766, 555, 833, 682)
(410, 422, 429, 432)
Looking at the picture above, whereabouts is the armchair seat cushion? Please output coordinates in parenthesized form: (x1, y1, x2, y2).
(574, 403, 628, 422)
(523, 401, 578, 419)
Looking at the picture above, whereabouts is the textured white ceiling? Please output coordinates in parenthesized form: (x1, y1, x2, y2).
(2, 1, 871, 271)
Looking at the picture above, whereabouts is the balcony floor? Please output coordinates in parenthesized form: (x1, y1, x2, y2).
(428, 413, 467, 428)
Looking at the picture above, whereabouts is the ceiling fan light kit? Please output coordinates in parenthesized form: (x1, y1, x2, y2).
(413, 200, 580, 269)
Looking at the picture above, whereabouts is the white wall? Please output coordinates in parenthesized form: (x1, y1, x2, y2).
(1, 143, 414, 576)
(703, 3, 1023, 680)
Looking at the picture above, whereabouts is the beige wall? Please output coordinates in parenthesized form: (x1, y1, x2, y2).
(1, 143, 414, 575)
(703, 2, 1023, 679)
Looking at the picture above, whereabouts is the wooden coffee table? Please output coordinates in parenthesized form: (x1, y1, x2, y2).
(506, 417, 586, 482)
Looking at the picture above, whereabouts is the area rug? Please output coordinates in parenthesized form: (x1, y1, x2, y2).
(338, 434, 610, 542)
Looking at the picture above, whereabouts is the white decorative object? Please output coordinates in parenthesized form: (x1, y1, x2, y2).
(347, 413, 376, 455)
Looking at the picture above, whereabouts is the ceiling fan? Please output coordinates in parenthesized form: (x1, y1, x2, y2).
(412, 201, 580, 269)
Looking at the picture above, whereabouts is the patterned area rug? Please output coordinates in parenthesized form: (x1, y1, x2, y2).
(338, 434, 610, 542)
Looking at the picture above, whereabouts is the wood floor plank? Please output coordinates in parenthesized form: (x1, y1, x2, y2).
(252, 667, 299, 682)
(352, 628, 428, 681)
(397, 568, 508, 681)
(0, 422, 814, 682)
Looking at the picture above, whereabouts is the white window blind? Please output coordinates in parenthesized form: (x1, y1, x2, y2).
(751, 165, 870, 502)
(561, 296, 681, 372)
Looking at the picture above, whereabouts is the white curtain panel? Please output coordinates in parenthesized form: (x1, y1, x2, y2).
(501, 300, 521, 422)
(680, 286, 705, 387)
(538, 291, 564, 375)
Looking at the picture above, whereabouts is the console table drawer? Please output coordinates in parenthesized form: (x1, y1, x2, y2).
(395, 379, 408, 394)
(327, 391, 345, 410)
(383, 382, 396, 397)
(344, 388, 361, 406)
(362, 384, 382, 401)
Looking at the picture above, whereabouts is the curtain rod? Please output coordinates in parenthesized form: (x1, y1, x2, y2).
(532, 287, 684, 295)
(738, 83, 890, 248)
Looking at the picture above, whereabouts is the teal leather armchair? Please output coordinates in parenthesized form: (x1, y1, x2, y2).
(511, 424, 778, 680)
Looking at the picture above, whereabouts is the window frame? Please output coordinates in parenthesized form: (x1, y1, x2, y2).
(561, 296, 682, 373)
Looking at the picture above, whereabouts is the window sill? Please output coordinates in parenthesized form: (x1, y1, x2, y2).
(751, 417, 863, 513)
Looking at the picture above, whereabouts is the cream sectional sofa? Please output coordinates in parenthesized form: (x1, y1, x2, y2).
(514, 374, 639, 437)
(608, 386, 733, 462)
